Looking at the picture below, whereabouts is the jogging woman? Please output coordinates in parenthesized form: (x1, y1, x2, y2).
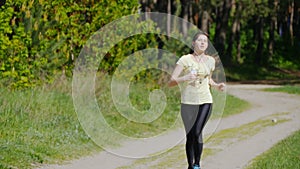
(168, 32, 225, 169)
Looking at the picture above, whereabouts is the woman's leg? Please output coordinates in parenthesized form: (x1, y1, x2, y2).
(181, 104, 199, 169)
(193, 103, 212, 166)
(186, 129, 196, 168)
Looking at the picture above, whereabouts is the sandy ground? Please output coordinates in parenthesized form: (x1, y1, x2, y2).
(202, 84, 300, 169)
(38, 84, 300, 169)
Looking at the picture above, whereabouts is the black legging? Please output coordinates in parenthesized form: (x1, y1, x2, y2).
(181, 103, 212, 168)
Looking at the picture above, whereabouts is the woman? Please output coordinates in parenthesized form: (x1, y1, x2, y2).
(168, 32, 225, 169)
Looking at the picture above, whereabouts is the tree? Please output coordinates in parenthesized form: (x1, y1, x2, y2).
(213, 0, 233, 65)
(227, 0, 242, 63)
(267, 0, 278, 63)
(0, 0, 148, 89)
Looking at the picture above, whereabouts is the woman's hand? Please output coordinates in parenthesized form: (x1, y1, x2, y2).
(209, 78, 226, 91)
(183, 72, 197, 81)
(169, 65, 198, 87)
(215, 82, 226, 91)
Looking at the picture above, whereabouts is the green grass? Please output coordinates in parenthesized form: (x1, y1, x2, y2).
(263, 85, 300, 95)
(246, 130, 300, 169)
(208, 90, 251, 120)
(0, 87, 100, 169)
(95, 75, 182, 138)
(222, 94, 251, 118)
(0, 75, 250, 168)
(207, 112, 291, 146)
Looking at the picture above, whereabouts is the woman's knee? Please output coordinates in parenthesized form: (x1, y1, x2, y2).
(186, 133, 195, 142)
(195, 133, 203, 143)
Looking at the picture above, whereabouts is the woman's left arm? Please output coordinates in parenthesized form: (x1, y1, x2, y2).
(208, 56, 225, 91)
(209, 74, 226, 91)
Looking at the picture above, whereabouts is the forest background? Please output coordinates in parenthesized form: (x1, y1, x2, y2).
(0, 0, 299, 89)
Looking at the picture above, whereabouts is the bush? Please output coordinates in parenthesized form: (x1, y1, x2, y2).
(0, 0, 158, 89)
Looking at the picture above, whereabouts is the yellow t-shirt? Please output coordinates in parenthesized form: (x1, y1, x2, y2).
(176, 54, 215, 105)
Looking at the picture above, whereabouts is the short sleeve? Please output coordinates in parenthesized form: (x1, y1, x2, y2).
(176, 55, 187, 67)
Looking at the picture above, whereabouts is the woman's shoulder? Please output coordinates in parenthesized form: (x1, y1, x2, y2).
(178, 54, 194, 63)
(177, 54, 193, 66)
(205, 54, 216, 63)
(180, 54, 193, 59)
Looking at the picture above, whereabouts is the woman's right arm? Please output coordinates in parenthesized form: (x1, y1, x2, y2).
(168, 64, 196, 87)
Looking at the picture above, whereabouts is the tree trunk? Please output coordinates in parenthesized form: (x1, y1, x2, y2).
(296, 1, 300, 43)
(289, 0, 294, 45)
(213, 0, 232, 65)
(180, 0, 189, 36)
(255, 17, 264, 65)
(167, 0, 171, 36)
(267, 0, 278, 63)
(236, 23, 241, 63)
(268, 17, 275, 63)
(192, 0, 199, 27)
(201, 10, 209, 33)
(227, 0, 242, 64)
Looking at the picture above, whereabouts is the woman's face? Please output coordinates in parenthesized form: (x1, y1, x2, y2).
(193, 34, 208, 54)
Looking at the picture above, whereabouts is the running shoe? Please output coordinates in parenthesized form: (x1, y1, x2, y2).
(193, 164, 200, 169)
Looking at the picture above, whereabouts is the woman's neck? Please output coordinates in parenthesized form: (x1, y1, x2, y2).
(192, 52, 206, 62)
(193, 51, 204, 56)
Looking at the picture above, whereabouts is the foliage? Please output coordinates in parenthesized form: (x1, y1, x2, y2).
(0, 0, 158, 89)
(140, 0, 300, 81)
(1, 0, 300, 88)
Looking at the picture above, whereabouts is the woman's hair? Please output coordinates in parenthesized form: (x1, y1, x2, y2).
(192, 31, 209, 42)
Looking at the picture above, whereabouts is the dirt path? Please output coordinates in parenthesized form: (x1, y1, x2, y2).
(38, 84, 300, 169)
(202, 84, 300, 169)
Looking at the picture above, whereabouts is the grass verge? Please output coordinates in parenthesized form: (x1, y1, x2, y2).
(0, 87, 100, 169)
(207, 112, 291, 146)
(246, 130, 300, 169)
(263, 85, 300, 95)
(0, 75, 250, 168)
(222, 94, 251, 118)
